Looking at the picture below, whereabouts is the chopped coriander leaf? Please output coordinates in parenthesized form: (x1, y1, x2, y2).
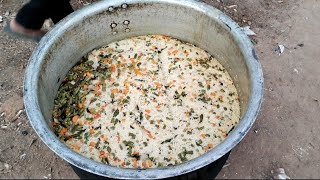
(113, 109, 119, 117)
(129, 132, 136, 139)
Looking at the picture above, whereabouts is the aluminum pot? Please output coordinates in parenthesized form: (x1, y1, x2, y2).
(23, 0, 263, 179)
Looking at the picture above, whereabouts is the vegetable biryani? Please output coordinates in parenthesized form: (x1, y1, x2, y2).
(52, 35, 240, 168)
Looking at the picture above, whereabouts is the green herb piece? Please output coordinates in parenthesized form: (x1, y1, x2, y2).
(140, 112, 143, 121)
(123, 140, 134, 148)
(113, 109, 119, 117)
(107, 146, 112, 153)
(129, 132, 136, 139)
(197, 126, 204, 130)
(161, 138, 172, 144)
(196, 139, 203, 146)
(200, 114, 204, 123)
(178, 152, 188, 162)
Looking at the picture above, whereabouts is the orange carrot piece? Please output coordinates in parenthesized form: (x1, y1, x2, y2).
(135, 69, 143, 76)
(72, 144, 81, 151)
(142, 161, 147, 168)
(89, 141, 96, 147)
(86, 72, 92, 77)
(131, 158, 138, 168)
(154, 82, 162, 88)
(145, 109, 151, 114)
(99, 151, 105, 158)
(152, 60, 157, 64)
(172, 50, 178, 55)
(218, 129, 226, 134)
(59, 128, 68, 135)
(133, 151, 139, 155)
(72, 115, 79, 123)
(94, 113, 101, 119)
(90, 128, 95, 134)
(143, 129, 155, 139)
(133, 161, 138, 168)
(112, 88, 119, 94)
(146, 132, 155, 139)
(146, 159, 153, 168)
(211, 123, 217, 127)
(95, 85, 100, 91)
(111, 64, 116, 73)
(123, 88, 129, 95)
(78, 103, 83, 109)
(211, 92, 217, 97)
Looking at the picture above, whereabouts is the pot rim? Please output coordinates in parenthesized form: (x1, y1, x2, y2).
(23, 0, 263, 179)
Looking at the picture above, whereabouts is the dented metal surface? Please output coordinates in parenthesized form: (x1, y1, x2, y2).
(23, 0, 263, 179)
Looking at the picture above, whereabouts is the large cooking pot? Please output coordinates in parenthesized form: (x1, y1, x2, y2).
(23, 0, 263, 179)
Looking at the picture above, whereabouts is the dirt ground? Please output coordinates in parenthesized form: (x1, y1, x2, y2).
(0, 0, 319, 179)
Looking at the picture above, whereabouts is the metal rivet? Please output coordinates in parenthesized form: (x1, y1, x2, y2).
(112, 31, 118, 35)
(108, 6, 114, 12)
(121, 3, 128, 9)
(110, 23, 117, 28)
(123, 20, 130, 25)
(125, 28, 130, 33)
